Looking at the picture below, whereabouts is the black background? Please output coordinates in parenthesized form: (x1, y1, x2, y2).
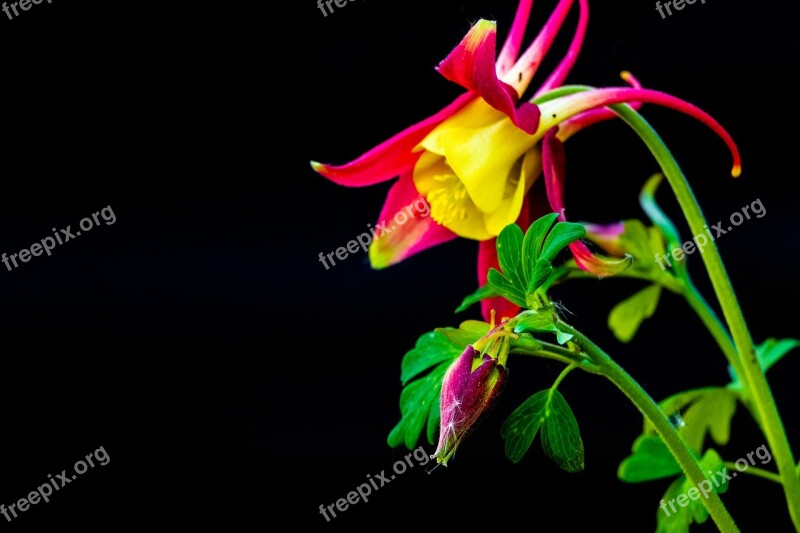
(0, 0, 797, 530)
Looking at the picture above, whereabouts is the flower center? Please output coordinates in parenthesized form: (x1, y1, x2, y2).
(426, 171, 471, 227)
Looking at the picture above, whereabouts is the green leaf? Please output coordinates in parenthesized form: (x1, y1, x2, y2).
(501, 389, 584, 471)
(618, 435, 681, 483)
(540, 221, 586, 262)
(486, 215, 579, 307)
(617, 220, 654, 264)
(512, 308, 558, 335)
(540, 391, 585, 472)
(512, 308, 573, 345)
(387, 361, 450, 450)
(758, 338, 800, 371)
(608, 284, 662, 343)
(400, 331, 462, 386)
(502, 390, 548, 463)
(528, 258, 553, 294)
(681, 390, 737, 450)
(640, 174, 682, 251)
(522, 213, 559, 282)
(645, 388, 738, 453)
(455, 285, 497, 313)
(426, 392, 441, 445)
(656, 449, 728, 533)
(609, 219, 674, 281)
(555, 330, 574, 345)
(496, 224, 526, 291)
(436, 320, 491, 348)
(487, 268, 527, 308)
(648, 225, 668, 261)
(730, 338, 800, 389)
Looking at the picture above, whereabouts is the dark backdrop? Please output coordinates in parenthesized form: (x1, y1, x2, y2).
(0, 0, 797, 530)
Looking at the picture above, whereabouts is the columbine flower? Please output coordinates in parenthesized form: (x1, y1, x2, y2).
(312, 0, 581, 269)
(311, 0, 741, 318)
(433, 345, 507, 466)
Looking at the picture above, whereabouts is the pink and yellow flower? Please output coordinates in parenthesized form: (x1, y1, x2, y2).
(311, 0, 740, 319)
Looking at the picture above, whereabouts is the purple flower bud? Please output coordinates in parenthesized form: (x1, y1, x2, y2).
(433, 345, 507, 466)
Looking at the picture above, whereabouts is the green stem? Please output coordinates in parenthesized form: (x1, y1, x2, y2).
(568, 266, 744, 379)
(613, 105, 800, 531)
(510, 336, 603, 374)
(678, 277, 743, 379)
(536, 84, 800, 526)
(549, 363, 576, 395)
(559, 322, 739, 533)
(724, 463, 782, 485)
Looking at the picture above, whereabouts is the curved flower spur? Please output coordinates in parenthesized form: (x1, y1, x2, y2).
(311, 0, 741, 320)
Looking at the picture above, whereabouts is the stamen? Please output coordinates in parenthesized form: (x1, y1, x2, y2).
(427, 171, 472, 226)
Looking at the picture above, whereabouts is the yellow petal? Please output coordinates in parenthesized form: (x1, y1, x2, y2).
(484, 148, 542, 235)
(413, 151, 492, 240)
(412, 152, 449, 195)
(441, 201, 493, 240)
(442, 118, 534, 213)
(419, 99, 505, 156)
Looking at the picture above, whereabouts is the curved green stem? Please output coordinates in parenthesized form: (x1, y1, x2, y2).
(612, 105, 800, 531)
(549, 363, 576, 395)
(535, 84, 800, 528)
(677, 277, 743, 379)
(558, 322, 739, 533)
(724, 463, 782, 485)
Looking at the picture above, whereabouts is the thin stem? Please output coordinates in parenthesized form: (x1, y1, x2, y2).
(563, 262, 743, 380)
(549, 363, 576, 395)
(678, 277, 743, 379)
(613, 105, 800, 531)
(510, 336, 603, 374)
(559, 322, 740, 533)
(535, 85, 800, 527)
(724, 463, 782, 485)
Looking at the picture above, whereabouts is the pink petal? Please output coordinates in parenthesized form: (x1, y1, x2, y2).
(502, 0, 576, 95)
(569, 241, 632, 278)
(541, 87, 742, 176)
(367, 172, 457, 269)
(584, 221, 625, 239)
(584, 222, 626, 256)
(435, 348, 507, 466)
(440, 346, 476, 408)
(542, 128, 568, 220)
(437, 20, 540, 134)
(311, 92, 474, 187)
(537, 0, 589, 95)
(496, 0, 535, 77)
(556, 71, 644, 141)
